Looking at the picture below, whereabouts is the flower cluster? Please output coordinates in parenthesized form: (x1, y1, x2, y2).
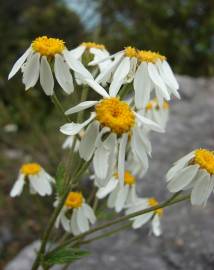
(8, 36, 212, 247)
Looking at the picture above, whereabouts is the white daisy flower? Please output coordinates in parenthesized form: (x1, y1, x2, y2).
(55, 192, 96, 235)
(166, 149, 214, 206)
(90, 46, 179, 109)
(60, 95, 163, 187)
(10, 163, 54, 197)
(141, 99, 170, 132)
(8, 36, 108, 97)
(96, 171, 138, 213)
(126, 197, 163, 236)
(70, 42, 111, 74)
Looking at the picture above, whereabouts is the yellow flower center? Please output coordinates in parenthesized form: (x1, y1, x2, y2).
(65, 192, 84, 209)
(146, 99, 169, 111)
(95, 98, 135, 135)
(148, 197, 163, 216)
(81, 42, 105, 50)
(194, 149, 214, 174)
(32, 36, 65, 57)
(114, 171, 136, 185)
(137, 50, 166, 63)
(20, 163, 41, 176)
(124, 46, 138, 58)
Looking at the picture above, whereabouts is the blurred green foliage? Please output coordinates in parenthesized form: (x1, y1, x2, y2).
(94, 0, 214, 76)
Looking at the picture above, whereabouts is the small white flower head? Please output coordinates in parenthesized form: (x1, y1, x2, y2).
(126, 197, 163, 237)
(142, 99, 170, 132)
(91, 46, 179, 109)
(8, 36, 108, 97)
(55, 192, 96, 235)
(70, 42, 111, 73)
(10, 163, 54, 197)
(96, 171, 138, 213)
(167, 149, 214, 206)
(60, 96, 161, 186)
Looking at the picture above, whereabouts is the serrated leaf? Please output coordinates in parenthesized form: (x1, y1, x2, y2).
(43, 247, 89, 266)
(55, 164, 65, 196)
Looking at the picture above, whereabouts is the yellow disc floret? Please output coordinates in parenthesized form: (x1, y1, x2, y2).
(137, 50, 166, 63)
(194, 149, 214, 174)
(146, 99, 169, 111)
(114, 171, 136, 185)
(81, 42, 105, 50)
(32, 36, 65, 57)
(20, 163, 41, 176)
(65, 192, 84, 209)
(95, 97, 135, 135)
(124, 46, 138, 58)
(148, 197, 163, 216)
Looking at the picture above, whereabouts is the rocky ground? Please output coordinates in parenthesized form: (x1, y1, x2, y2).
(4, 75, 214, 270)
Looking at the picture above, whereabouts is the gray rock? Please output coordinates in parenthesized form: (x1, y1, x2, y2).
(5, 75, 214, 270)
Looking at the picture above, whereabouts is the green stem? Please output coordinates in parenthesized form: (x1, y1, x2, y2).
(31, 159, 91, 270)
(75, 223, 132, 246)
(51, 94, 71, 122)
(31, 188, 72, 270)
(51, 193, 189, 254)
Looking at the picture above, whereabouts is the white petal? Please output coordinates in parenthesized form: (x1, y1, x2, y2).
(115, 185, 129, 212)
(107, 185, 120, 208)
(148, 63, 170, 100)
(155, 86, 164, 107)
(60, 209, 71, 232)
(118, 134, 128, 186)
(23, 53, 40, 90)
(135, 112, 164, 133)
(89, 51, 123, 66)
(126, 185, 138, 205)
(93, 143, 110, 180)
(77, 207, 89, 232)
(167, 165, 199, 192)
(191, 171, 214, 206)
(152, 215, 162, 236)
(40, 56, 54, 95)
(166, 162, 187, 182)
(82, 204, 96, 224)
(109, 57, 130, 97)
(29, 173, 52, 196)
(71, 210, 81, 235)
(174, 151, 195, 166)
(134, 62, 151, 109)
(161, 60, 179, 90)
(60, 113, 95, 136)
(69, 46, 85, 59)
(134, 127, 152, 155)
(63, 49, 93, 79)
(79, 121, 99, 161)
(65, 101, 98, 115)
(8, 47, 31, 79)
(10, 174, 25, 197)
(95, 52, 124, 84)
(96, 177, 118, 199)
(54, 54, 74, 94)
(131, 128, 149, 168)
(132, 212, 153, 229)
(84, 78, 109, 98)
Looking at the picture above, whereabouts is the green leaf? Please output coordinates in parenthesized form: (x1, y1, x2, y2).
(55, 164, 65, 196)
(43, 247, 89, 266)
